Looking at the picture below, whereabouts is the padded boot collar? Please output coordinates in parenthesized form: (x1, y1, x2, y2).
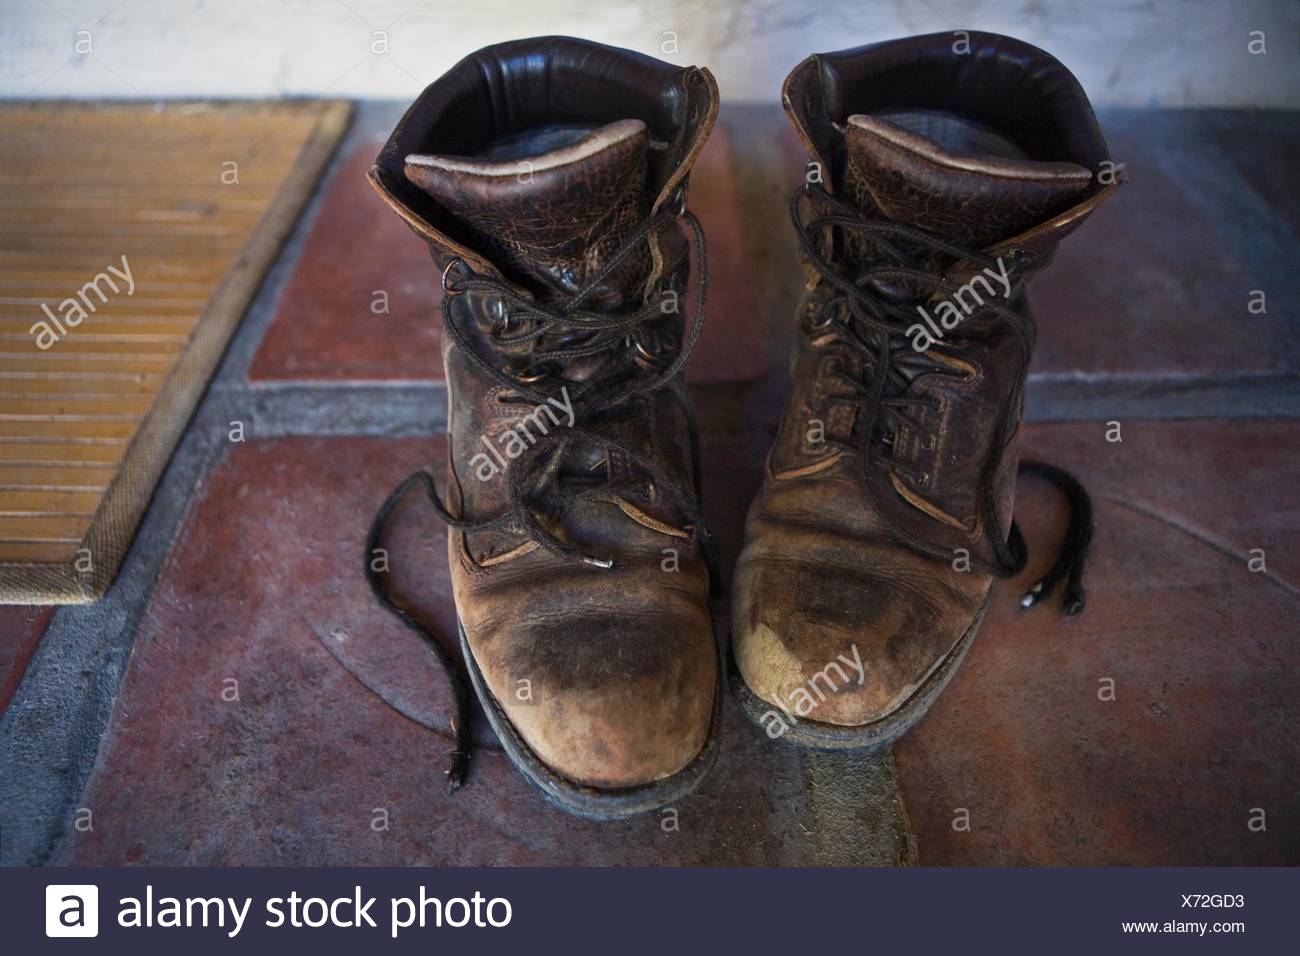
(369, 36, 718, 278)
(782, 31, 1112, 196)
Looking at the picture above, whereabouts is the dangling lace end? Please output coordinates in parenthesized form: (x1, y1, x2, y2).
(582, 555, 615, 569)
(1061, 559, 1088, 618)
(445, 748, 469, 793)
(1016, 460, 1094, 619)
(367, 471, 476, 796)
(1019, 574, 1087, 616)
(1061, 584, 1087, 618)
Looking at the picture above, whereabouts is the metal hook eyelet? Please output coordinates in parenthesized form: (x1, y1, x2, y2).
(808, 307, 836, 331)
(805, 296, 842, 333)
(488, 297, 514, 335)
(670, 185, 691, 217)
(441, 257, 469, 296)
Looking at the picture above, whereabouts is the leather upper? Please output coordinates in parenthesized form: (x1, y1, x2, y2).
(735, 32, 1117, 728)
(371, 37, 720, 789)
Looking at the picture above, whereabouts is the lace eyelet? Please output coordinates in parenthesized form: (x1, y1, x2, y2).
(666, 185, 687, 218)
(634, 332, 662, 360)
(506, 361, 550, 384)
(807, 297, 845, 333)
(808, 306, 835, 330)
(1008, 247, 1038, 268)
(489, 297, 514, 334)
(441, 257, 470, 296)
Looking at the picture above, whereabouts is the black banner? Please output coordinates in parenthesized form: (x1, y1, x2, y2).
(5, 867, 1293, 953)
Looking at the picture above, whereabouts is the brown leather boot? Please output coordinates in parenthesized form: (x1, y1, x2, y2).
(731, 32, 1118, 747)
(368, 38, 721, 818)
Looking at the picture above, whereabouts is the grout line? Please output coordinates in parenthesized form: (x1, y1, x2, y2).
(236, 382, 446, 437)
(802, 749, 918, 866)
(1024, 372, 1300, 421)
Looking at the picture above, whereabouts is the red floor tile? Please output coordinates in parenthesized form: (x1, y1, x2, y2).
(894, 419, 1300, 865)
(1031, 145, 1294, 378)
(250, 126, 765, 385)
(250, 140, 441, 382)
(66, 416, 1299, 864)
(0, 606, 52, 715)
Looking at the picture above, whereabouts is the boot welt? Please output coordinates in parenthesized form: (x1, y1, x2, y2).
(727, 595, 990, 751)
(459, 619, 723, 821)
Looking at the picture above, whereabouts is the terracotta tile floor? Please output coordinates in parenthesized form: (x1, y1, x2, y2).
(896, 420, 1299, 865)
(4, 104, 1297, 866)
(64, 418, 1300, 865)
(1030, 111, 1300, 381)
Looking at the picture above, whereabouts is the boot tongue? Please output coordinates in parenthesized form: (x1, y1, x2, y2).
(404, 119, 650, 304)
(841, 113, 1093, 249)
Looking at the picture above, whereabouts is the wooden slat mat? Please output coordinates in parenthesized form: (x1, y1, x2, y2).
(0, 101, 351, 603)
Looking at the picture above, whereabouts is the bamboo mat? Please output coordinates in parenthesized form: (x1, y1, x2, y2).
(0, 101, 352, 603)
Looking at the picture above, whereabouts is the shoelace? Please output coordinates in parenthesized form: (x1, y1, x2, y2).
(792, 183, 1093, 614)
(365, 207, 713, 791)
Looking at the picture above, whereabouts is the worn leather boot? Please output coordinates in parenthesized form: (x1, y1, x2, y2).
(369, 37, 721, 818)
(731, 32, 1118, 747)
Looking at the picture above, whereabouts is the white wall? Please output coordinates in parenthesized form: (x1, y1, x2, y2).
(2, 0, 1297, 106)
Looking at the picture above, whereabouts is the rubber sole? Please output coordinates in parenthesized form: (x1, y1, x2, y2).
(727, 596, 990, 751)
(458, 620, 723, 821)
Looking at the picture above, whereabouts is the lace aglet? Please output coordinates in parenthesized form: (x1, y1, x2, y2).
(1020, 580, 1087, 618)
(582, 555, 614, 570)
(446, 751, 468, 793)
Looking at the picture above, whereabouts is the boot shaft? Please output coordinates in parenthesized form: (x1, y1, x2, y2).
(369, 36, 720, 570)
(370, 36, 717, 295)
(775, 32, 1119, 570)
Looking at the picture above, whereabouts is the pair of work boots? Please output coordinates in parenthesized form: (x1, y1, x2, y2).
(367, 31, 1117, 819)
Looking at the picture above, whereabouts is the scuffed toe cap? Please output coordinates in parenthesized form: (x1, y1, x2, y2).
(473, 609, 717, 789)
(731, 544, 984, 728)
